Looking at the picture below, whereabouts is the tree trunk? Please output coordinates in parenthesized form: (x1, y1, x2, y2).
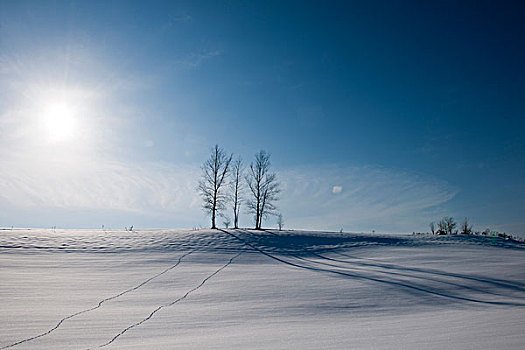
(211, 193, 217, 229)
(233, 204, 239, 229)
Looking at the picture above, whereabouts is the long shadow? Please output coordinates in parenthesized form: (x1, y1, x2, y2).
(221, 229, 525, 307)
(240, 228, 525, 252)
(237, 229, 408, 254)
(255, 230, 502, 297)
(331, 250, 525, 290)
(288, 250, 511, 298)
(259, 231, 525, 302)
(261, 229, 525, 291)
(1, 251, 194, 350)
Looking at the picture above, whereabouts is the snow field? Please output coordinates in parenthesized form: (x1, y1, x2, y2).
(1, 229, 524, 349)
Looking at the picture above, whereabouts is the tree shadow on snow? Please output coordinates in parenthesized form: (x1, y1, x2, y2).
(221, 229, 525, 309)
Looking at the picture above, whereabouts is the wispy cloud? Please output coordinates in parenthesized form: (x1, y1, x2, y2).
(0, 152, 457, 232)
(160, 12, 193, 34)
(0, 154, 203, 225)
(278, 165, 458, 233)
(0, 45, 209, 228)
(0, 50, 457, 232)
(177, 50, 223, 68)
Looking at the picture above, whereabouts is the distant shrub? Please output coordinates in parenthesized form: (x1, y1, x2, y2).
(435, 216, 456, 235)
(460, 218, 472, 235)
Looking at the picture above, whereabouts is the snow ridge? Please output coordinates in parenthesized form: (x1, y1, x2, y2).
(0, 250, 193, 350)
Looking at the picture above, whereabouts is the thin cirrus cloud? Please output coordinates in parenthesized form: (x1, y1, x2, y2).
(0, 151, 457, 232)
(0, 151, 199, 213)
(279, 165, 458, 233)
(177, 50, 223, 69)
(0, 48, 457, 231)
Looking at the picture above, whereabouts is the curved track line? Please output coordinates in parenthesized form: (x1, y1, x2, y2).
(222, 229, 525, 307)
(93, 252, 242, 349)
(1, 251, 193, 350)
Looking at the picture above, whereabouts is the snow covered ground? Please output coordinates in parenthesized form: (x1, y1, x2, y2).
(1, 228, 524, 349)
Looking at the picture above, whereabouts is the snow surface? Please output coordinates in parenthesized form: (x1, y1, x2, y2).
(1, 228, 524, 349)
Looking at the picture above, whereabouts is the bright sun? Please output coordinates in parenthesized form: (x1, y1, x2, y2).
(42, 102, 77, 141)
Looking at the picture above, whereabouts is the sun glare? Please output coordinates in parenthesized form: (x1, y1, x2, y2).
(42, 102, 77, 141)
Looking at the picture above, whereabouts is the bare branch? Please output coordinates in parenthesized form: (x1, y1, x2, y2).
(197, 145, 233, 229)
(245, 150, 280, 229)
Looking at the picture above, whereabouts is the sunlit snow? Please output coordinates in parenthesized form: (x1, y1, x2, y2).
(1, 229, 524, 349)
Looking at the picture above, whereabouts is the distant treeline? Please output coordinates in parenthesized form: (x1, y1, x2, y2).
(412, 216, 524, 242)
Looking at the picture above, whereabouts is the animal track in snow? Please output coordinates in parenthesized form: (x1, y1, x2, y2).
(1, 251, 193, 349)
(94, 252, 242, 348)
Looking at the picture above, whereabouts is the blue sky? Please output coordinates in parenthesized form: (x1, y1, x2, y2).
(0, 1, 524, 234)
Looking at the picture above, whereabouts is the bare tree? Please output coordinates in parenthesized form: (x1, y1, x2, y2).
(230, 157, 244, 229)
(277, 213, 284, 231)
(246, 150, 280, 230)
(437, 220, 444, 235)
(460, 217, 472, 235)
(198, 145, 233, 229)
(429, 221, 435, 235)
(441, 216, 456, 235)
